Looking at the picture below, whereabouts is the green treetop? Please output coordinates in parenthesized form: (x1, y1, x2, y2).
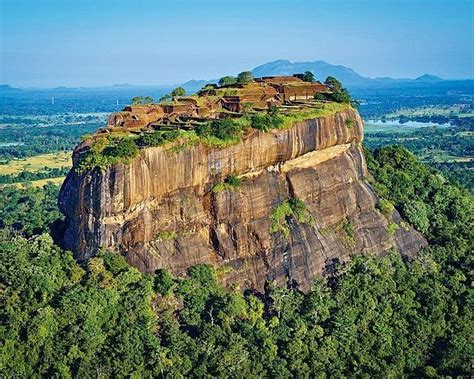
(303, 71, 315, 83)
(131, 96, 154, 105)
(171, 87, 186, 98)
(218, 76, 238, 86)
(237, 71, 254, 84)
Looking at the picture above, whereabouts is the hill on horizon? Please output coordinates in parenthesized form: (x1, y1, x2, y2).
(414, 74, 444, 82)
(182, 59, 452, 92)
(3, 60, 459, 94)
(251, 59, 372, 86)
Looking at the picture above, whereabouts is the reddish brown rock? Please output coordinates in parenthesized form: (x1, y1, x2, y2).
(59, 108, 426, 291)
(104, 75, 332, 129)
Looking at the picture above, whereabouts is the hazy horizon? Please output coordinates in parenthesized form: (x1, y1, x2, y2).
(1, 0, 473, 87)
(1, 59, 474, 90)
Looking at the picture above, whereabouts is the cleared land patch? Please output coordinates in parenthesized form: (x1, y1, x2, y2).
(0, 151, 71, 175)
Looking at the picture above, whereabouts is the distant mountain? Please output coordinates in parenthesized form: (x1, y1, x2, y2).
(0, 84, 21, 93)
(181, 60, 449, 92)
(1, 64, 450, 95)
(182, 79, 218, 88)
(414, 74, 444, 82)
(180, 59, 375, 92)
(181, 79, 218, 93)
(251, 60, 372, 86)
(372, 77, 412, 84)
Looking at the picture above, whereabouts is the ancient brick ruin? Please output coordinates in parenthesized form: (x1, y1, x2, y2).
(106, 74, 332, 131)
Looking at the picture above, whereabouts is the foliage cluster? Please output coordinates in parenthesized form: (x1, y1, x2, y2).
(195, 118, 244, 144)
(0, 183, 61, 237)
(159, 93, 172, 102)
(136, 130, 180, 147)
(270, 198, 315, 238)
(0, 145, 472, 376)
(236, 71, 253, 85)
(341, 217, 356, 247)
(212, 175, 241, 193)
(155, 231, 177, 242)
(366, 145, 473, 241)
(250, 113, 284, 132)
(314, 76, 359, 107)
(171, 87, 186, 98)
(131, 96, 154, 105)
(302, 71, 315, 83)
(218, 76, 237, 86)
(344, 118, 354, 129)
(76, 136, 139, 173)
(376, 198, 395, 219)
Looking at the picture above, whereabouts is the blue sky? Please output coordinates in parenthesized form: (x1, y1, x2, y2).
(1, 0, 472, 87)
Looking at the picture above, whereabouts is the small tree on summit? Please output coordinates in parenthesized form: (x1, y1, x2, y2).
(159, 94, 172, 102)
(324, 76, 343, 91)
(303, 71, 315, 83)
(237, 71, 253, 84)
(171, 87, 186, 98)
(131, 96, 154, 105)
(324, 76, 359, 107)
(218, 76, 237, 86)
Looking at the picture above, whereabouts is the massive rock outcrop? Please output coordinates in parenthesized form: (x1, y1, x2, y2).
(59, 108, 426, 291)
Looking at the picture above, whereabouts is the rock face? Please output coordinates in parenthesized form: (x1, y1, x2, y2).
(59, 109, 426, 291)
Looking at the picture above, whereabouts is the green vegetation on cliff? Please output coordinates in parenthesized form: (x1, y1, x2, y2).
(0, 146, 472, 377)
(212, 175, 241, 193)
(314, 76, 359, 107)
(77, 136, 140, 173)
(136, 129, 180, 147)
(270, 198, 315, 238)
(76, 102, 352, 172)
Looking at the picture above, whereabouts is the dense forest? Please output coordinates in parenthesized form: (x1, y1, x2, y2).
(0, 146, 472, 377)
(365, 124, 474, 193)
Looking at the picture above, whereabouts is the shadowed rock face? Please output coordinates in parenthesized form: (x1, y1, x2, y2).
(59, 109, 426, 291)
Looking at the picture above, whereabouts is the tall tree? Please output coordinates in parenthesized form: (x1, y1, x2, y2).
(237, 71, 253, 84)
(171, 87, 186, 97)
(218, 76, 237, 86)
(303, 71, 315, 83)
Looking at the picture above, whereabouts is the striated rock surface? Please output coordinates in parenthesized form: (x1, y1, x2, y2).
(59, 108, 426, 291)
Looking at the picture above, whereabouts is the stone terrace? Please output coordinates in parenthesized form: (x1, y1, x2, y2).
(105, 74, 333, 131)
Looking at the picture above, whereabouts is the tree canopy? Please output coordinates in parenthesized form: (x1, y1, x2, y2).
(171, 87, 186, 98)
(218, 76, 238, 86)
(158, 93, 172, 102)
(131, 96, 154, 105)
(303, 71, 315, 83)
(324, 76, 343, 91)
(237, 71, 253, 84)
(315, 76, 359, 107)
(0, 146, 472, 377)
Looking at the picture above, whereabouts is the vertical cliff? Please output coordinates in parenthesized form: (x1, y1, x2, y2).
(59, 108, 426, 291)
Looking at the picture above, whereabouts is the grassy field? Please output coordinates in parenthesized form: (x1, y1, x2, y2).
(0, 176, 65, 189)
(364, 122, 429, 134)
(19, 176, 65, 188)
(419, 150, 474, 163)
(0, 151, 71, 175)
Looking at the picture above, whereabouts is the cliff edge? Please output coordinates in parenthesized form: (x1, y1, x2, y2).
(59, 106, 426, 291)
